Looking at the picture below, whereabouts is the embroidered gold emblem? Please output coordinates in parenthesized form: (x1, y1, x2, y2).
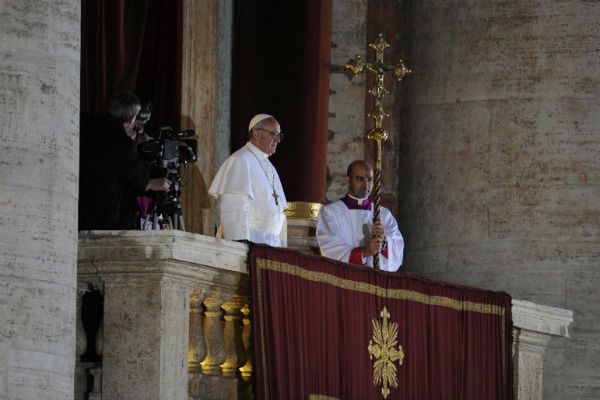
(368, 306, 404, 399)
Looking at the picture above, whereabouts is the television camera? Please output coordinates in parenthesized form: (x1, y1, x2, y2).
(137, 127, 198, 230)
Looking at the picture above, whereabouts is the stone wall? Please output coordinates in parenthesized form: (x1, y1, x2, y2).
(326, 0, 368, 202)
(400, 1, 600, 398)
(0, 0, 80, 398)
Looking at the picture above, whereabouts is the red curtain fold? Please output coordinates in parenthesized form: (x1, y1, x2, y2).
(232, 0, 332, 203)
(250, 245, 513, 400)
(81, 0, 182, 128)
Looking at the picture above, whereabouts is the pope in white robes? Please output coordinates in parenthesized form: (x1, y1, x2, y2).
(316, 160, 404, 272)
(209, 114, 287, 247)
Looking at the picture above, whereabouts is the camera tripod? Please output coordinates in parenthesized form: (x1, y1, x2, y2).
(141, 193, 186, 232)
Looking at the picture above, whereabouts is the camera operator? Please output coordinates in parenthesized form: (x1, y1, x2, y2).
(133, 91, 152, 144)
(79, 91, 170, 230)
(131, 91, 157, 229)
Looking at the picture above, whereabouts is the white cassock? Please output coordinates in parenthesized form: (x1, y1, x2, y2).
(316, 199, 404, 272)
(208, 142, 287, 247)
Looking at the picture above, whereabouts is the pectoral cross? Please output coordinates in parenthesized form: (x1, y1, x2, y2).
(272, 190, 279, 206)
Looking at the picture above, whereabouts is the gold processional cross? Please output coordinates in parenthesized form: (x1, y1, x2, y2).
(345, 34, 411, 270)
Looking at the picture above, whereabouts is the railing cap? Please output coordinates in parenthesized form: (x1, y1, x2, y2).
(78, 230, 248, 274)
(512, 299, 574, 337)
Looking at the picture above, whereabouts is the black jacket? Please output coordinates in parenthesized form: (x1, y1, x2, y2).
(79, 114, 149, 230)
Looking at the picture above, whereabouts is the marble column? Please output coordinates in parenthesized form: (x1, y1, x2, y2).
(180, 0, 233, 235)
(0, 1, 80, 398)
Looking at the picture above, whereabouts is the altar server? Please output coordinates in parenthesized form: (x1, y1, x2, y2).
(317, 160, 403, 271)
(209, 114, 287, 246)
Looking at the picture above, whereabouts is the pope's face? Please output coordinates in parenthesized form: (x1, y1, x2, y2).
(347, 164, 374, 198)
(253, 119, 282, 156)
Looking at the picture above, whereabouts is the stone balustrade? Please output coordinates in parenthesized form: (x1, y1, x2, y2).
(75, 230, 573, 400)
(76, 230, 250, 400)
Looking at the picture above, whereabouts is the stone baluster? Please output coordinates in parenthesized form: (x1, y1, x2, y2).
(75, 283, 90, 400)
(76, 283, 89, 358)
(195, 293, 245, 400)
(188, 288, 207, 400)
(201, 294, 227, 375)
(189, 288, 207, 372)
(92, 284, 104, 400)
(220, 296, 247, 377)
(88, 367, 103, 400)
(95, 320, 103, 360)
(88, 319, 103, 400)
(75, 281, 105, 400)
(239, 303, 253, 381)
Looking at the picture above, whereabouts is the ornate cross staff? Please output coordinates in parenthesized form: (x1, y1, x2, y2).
(346, 34, 410, 270)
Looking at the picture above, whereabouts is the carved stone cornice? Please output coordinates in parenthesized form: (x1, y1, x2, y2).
(512, 299, 573, 338)
(78, 230, 249, 294)
(79, 230, 247, 270)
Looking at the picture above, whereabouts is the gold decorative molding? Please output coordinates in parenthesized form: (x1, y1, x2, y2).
(284, 201, 323, 221)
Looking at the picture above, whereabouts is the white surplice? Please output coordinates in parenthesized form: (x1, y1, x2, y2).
(209, 142, 287, 247)
(316, 200, 404, 272)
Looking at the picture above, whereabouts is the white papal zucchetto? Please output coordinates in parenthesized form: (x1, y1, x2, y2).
(248, 113, 274, 131)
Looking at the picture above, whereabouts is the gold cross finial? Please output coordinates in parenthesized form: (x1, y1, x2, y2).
(369, 34, 390, 63)
(345, 33, 411, 138)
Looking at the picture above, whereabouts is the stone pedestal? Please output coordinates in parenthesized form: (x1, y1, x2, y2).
(285, 201, 323, 254)
(78, 230, 248, 400)
(101, 273, 191, 399)
(512, 299, 573, 400)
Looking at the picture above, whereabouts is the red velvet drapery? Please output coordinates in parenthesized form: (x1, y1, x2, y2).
(81, 0, 183, 128)
(232, 0, 332, 204)
(250, 245, 513, 400)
